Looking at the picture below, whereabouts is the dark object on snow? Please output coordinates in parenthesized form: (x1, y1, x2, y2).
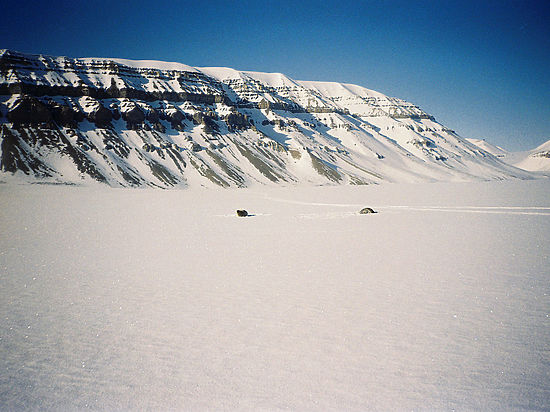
(236, 209, 248, 217)
(359, 207, 377, 214)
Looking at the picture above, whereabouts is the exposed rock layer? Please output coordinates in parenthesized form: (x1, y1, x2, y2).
(0, 50, 532, 187)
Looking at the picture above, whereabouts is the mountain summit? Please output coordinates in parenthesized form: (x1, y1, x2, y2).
(0, 50, 531, 187)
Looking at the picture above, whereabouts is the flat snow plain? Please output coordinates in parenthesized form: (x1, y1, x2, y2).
(1, 180, 549, 411)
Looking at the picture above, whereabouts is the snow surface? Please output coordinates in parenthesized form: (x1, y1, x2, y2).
(87, 57, 199, 73)
(1, 180, 549, 410)
(198, 67, 300, 89)
(298, 80, 386, 100)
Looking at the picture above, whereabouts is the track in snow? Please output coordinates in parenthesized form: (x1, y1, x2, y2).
(383, 206, 550, 216)
(261, 193, 550, 216)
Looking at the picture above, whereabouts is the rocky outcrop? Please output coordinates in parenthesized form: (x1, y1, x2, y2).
(164, 106, 186, 127)
(0, 50, 437, 119)
(193, 112, 219, 134)
(88, 104, 112, 127)
(120, 103, 144, 126)
(0, 50, 226, 106)
(51, 104, 83, 128)
(145, 108, 159, 123)
(7, 95, 52, 124)
(225, 112, 250, 131)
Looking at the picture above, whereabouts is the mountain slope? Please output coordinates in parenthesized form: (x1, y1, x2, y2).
(0, 49, 532, 187)
(465, 138, 509, 158)
(503, 140, 550, 172)
(467, 137, 550, 173)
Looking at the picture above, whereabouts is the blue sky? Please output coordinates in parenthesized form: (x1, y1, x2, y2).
(2, 0, 549, 151)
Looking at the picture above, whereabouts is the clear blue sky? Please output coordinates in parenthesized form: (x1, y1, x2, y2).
(2, 0, 549, 151)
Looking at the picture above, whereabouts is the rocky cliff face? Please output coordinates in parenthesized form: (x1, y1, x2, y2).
(0, 49, 531, 187)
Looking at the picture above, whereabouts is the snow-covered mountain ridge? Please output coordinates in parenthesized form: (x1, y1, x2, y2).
(467, 138, 550, 173)
(0, 49, 532, 187)
(0, 49, 430, 117)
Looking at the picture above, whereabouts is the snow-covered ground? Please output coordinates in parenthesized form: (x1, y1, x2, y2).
(1, 180, 549, 410)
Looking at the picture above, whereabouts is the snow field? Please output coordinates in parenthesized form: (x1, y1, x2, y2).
(1, 180, 549, 410)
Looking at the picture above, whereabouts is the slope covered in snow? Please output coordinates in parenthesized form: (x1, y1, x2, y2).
(467, 137, 550, 173)
(466, 138, 509, 158)
(507, 140, 550, 172)
(0, 49, 534, 187)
